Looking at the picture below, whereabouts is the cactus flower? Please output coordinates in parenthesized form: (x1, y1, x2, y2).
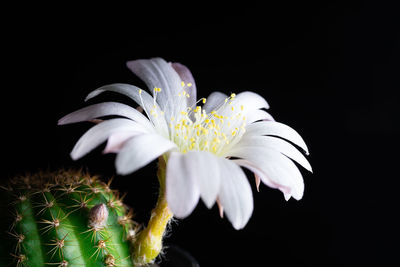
(59, 57, 312, 263)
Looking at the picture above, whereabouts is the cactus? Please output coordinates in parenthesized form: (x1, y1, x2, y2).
(0, 169, 140, 267)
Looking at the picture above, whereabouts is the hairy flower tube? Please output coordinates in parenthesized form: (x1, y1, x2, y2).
(59, 57, 312, 264)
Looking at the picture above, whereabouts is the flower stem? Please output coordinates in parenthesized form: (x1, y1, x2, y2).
(133, 157, 173, 265)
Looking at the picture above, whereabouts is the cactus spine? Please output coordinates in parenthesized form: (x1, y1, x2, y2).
(0, 170, 139, 267)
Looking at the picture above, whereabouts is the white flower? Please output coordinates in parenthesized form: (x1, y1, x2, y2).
(59, 58, 312, 229)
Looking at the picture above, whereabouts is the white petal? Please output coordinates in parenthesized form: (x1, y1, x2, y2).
(218, 158, 253, 230)
(115, 133, 177, 175)
(215, 92, 270, 134)
(126, 58, 186, 120)
(233, 136, 312, 172)
(227, 147, 304, 200)
(179, 151, 221, 209)
(58, 102, 154, 132)
(71, 118, 149, 160)
(85, 83, 169, 137)
(103, 131, 138, 154)
(243, 121, 309, 155)
(246, 109, 275, 124)
(202, 91, 228, 113)
(220, 91, 269, 115)
(233, 159, 291, 194)
(171, 62, 197, 109)
(166, 152, 200, 218)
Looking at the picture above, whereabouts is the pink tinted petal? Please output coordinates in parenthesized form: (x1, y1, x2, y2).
(229, 147, 304, 200)
(171, 62, 197, 109)
(103, 131, 139, 154)
(216, 198, 224, 218)
(255, 174, 261, 192)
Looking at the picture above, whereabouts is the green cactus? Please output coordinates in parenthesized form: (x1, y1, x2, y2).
(0, 170, 140, 267)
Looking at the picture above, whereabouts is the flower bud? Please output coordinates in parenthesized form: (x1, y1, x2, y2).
(89, 203, 108, 230)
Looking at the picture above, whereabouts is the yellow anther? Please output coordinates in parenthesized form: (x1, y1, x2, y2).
(181, 81, 185, 87)
(241, 105, 244, 111)
(186, 94, 190, 98)
(154, 87, 162, 92)
(181, 111, 188, 116)
(230, 93, 236, 98)
(211, 110, 217, 115)
(139, 89, 143, 94)
(231, 130, 237, 136)
(213, 137, 220, 143)
(184, 136, 188, 140)
(187, 83, 193, 87)
(231, 106, 234, 111)
(171, 116, 175, 121)
(225, 98, 228, 103)
(202, 98, 207, 104)
(190, 137, 195, 142)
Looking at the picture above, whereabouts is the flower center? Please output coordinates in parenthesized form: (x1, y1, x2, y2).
(139, 84, 248, 155)
(171, 88, 246, 155)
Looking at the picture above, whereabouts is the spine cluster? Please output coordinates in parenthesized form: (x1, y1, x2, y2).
(0, 170, 139, 267)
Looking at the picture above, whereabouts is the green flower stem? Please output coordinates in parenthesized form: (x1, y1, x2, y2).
(133, 157, 173, 265)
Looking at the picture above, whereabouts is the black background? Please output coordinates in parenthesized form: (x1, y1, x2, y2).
(3, 1, 399, 266)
